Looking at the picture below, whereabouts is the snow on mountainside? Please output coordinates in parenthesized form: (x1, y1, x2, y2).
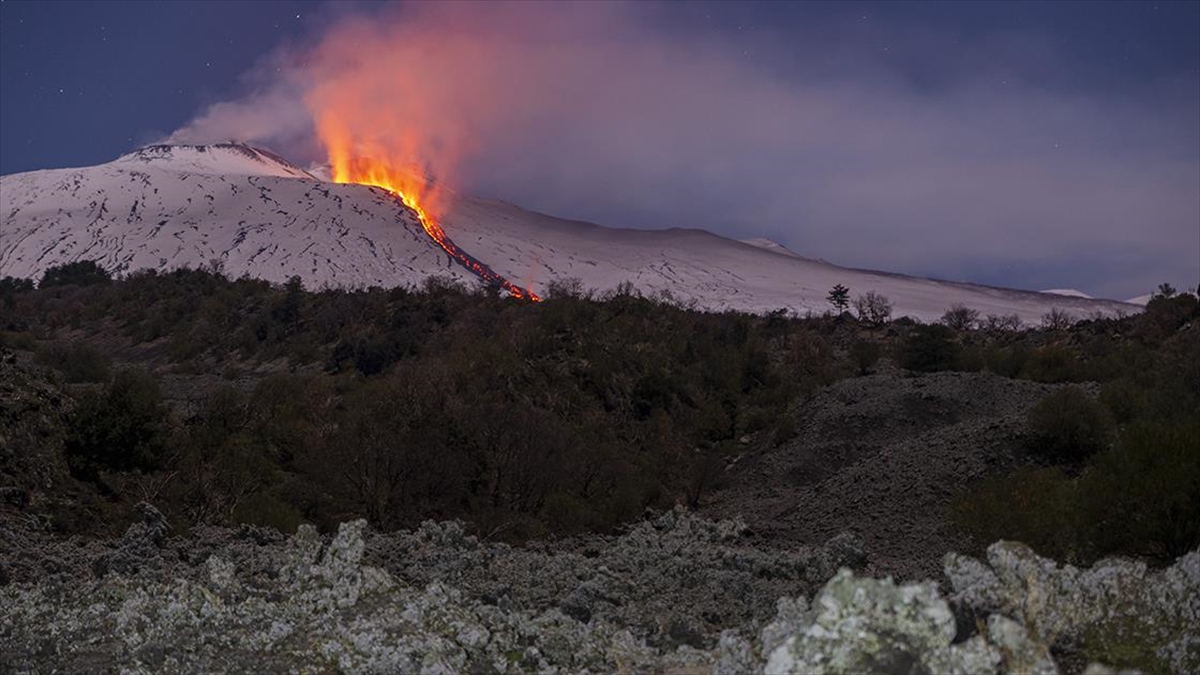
(0, 144, 472, 288)
(1040, 288, 1094, 299)
(442, 197, 1138, 322)
(1, 144, 1140, 322)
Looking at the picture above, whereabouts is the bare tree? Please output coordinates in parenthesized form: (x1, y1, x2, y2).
(853, 291, 892, 325)
(1041, 308, 1076, 331)
(545, 276, 587, 300)
(983, 313, 1023, 332)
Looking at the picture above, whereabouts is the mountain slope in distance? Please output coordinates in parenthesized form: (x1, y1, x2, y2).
(442, 196, 1138, 322)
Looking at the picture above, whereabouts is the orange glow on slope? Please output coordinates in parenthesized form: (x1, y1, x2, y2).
(304, 25, 538, 301)
(328, 154, 541, 301)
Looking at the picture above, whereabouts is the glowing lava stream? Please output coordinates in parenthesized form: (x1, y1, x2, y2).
(333, 170, 540, 301)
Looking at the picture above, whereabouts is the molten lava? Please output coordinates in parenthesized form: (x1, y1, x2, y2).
(329, 157, 540, 301)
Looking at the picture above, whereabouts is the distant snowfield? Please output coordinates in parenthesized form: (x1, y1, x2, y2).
(1, 144, 1140, 323)
(1040, 288, 1094, 299)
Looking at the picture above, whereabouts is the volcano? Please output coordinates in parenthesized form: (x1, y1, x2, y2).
(1, 143, 1139, 322)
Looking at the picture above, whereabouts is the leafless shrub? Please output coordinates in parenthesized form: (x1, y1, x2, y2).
(852, 291, 892, 325)
(983, 313, 1023, 332)
(545, 276, 587, 300)
(1041, 308, 1076, 331)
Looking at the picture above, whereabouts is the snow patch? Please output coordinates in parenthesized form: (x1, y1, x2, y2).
(1040, 288, 1093, 299)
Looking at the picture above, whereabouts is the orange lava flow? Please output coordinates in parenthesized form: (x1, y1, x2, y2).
(330, 158, 540, 301)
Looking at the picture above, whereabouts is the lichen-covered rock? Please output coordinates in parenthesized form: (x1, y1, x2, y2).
(758, 596, 809, 658)
(714, 630, 757, 675)
(90, 501, 173, 578)
(762, 569, 1002, 675)
(945, 541, 1200, 673)
(2, 513, 1194, 674)
(987, 614, 1057, 675)
(370, 507, 866, 647)
(0, 519, 681, 673)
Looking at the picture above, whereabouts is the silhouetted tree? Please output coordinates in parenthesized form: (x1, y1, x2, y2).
(826, 284, 850, 314)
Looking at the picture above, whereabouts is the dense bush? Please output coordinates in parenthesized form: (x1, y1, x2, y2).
(65, 369, 170, 481)
(1025, 387, 1113, 462)
(34, 341, 111, 383)
(849, 340, 880, 375)
(955, 323, 1200, 565)
(954, 418, 1200, 563)
(1084, 420, 1200, 559)
(1137, 292, 1200, 341)
(1019, 345, 1085, 383)
(1098, 378, 1149, 424)
(1, 276, 35, 312)
(951, 467, 1082, 561)
(897, 324, 959, 372)
(39, 260, 112, 288)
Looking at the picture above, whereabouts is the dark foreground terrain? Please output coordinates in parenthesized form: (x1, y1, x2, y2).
(2, 265, 1198, 672)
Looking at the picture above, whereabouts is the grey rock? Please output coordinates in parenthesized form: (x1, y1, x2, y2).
(2, 514, 1194, 674)
(945, 541, 1200, 674)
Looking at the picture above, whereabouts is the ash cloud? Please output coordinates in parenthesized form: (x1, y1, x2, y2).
(168, 2, 1199, 300)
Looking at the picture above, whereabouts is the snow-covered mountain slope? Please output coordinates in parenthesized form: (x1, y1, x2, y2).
(2, 144, 1140, 323)
(442, 196, 1138, 322)
(0, 144, 472, 288)
(117, 144, 319, 180)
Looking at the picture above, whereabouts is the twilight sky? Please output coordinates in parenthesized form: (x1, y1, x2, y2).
(1, 0, 1197, 300)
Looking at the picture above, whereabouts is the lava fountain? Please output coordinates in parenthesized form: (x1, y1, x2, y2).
(319, 136, 544, 299)
(303, 23, 540, 301)
(325, 154, 540, 301)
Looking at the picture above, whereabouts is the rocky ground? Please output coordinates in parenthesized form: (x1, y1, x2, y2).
(705, 361, 1075, 579)
(2, 504, 1196, 673)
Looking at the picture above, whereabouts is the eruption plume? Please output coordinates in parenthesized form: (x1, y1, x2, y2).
(166, 3, 1199, 300)
(298, 6, 545, 299)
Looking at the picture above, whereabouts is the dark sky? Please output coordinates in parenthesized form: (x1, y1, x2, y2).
(2, 0, 1198, 298)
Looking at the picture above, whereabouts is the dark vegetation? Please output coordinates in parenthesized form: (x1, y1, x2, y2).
(1, 265, 1197, 568)
(1, 266, 844, 539)
(946, 292, 1200, 564)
